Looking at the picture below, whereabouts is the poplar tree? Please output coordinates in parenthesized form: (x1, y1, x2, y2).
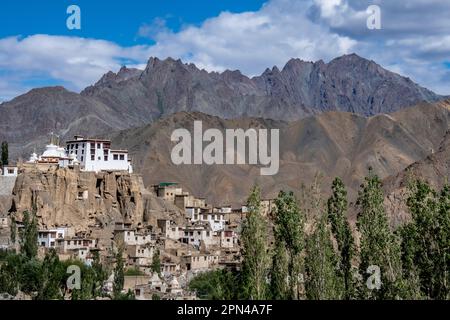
(20, 210, 38, 259)
(401, 180, 449, 299)
(151, 248, 161, 275)
(1, 141, 8, 166)
(91, 251, 107, 297)
(271, 190, 305, 299)
(38, 249, 64, 300)
(356, 169, 402, 299)
(305, 215, 344, 299)
(327, 177, 355, 299)
(240, 186, 270, 300)
(113, 246, 125, 299)
(269, 238, 290, 299)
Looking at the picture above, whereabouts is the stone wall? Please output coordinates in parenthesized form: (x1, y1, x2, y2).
(0, 176, 16, 196)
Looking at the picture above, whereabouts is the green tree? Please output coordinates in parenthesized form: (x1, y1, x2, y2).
(91, 251, 106, 297)
(37, 249, 64, 300)
(1, 141, 8, 166)
(18, 257, 41, 294)
(20, 210, 38, 259)
(10, 216, 16, 246)
(189, 269, 239, 300)
(305, 214, 344, 299)
(400, 180, 449, 299)
(269, 239, 290, 299)
(356, 169, 402, 299)
(271, 190, 305, 299)
(0, 253, 22, 295)
(150, 248, 161, 275)
(240, 186, 270, 299)
(113, 246, 125, 299)
(327, 177, 355, 299)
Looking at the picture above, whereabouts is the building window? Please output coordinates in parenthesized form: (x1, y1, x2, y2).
(98, 157, 101, 160)
(81, 150, 84, 154)
(91, 155, 95, 161)
(104, 156, 108, 161)
(97, 143, 101, 149)
(81, 156, 84, 161)
(119, 154, 125, 160)
(113, 154, 118, 160)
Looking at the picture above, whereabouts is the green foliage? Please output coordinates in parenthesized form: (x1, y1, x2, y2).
(240, 186, 270, 299)
(20, 210, 38, 259)
(64, 256, 107, 300)
(269, 240, 290, 299)
(114, 289, 135, 300)
(1, 141, 8, 166)
(400, 180, 450, 299)
(189, 269, 239, 300)
(91, 251, 107, 297)
(37, 249, 65, 300)
(0, 253, 22, 295)
(305, 215, 344, 299)
(152, 293, 161, 300)
(327, 177, 355, 299)
(10, 217, 16, 246)
(150, 248, 161, 275)
(125, 267, 145, 276)
(356, 169, 403, 299)
(271, 190, 305, 299)
(113, 246, 125, 299)
(0, 249, 107, 300)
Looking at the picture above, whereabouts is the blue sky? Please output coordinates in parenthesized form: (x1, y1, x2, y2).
(0, 0, 266, 46)
(0, 0, 449, 101)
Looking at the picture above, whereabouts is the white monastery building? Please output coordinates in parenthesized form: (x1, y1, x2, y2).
(27, 135, 133, 173)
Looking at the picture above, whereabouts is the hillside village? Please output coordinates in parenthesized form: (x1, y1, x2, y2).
(0, 135, 276, 300)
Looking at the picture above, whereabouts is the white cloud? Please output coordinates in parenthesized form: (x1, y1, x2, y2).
(0, 35, 153, 101)
(0, 0, 449, 101)
(144, 0, 356, 74)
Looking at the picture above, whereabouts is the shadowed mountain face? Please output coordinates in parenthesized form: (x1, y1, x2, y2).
(111, 100, 450, 206)
(82, 53, 440, 120)
(0, 54, 442, 161)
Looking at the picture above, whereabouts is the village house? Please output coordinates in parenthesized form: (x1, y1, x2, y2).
(192, 211, 225, 232)
(219, 229, 237, 248)
(175, 194, 207, 210)
(71, 247, 99, 266)
(38, 227, 67, 248)
(126, 244, 155, 267)
(180, 224, 217, 248)
(162, 261, 181, 276)
(121, 229, 154, 246)
(0, 165, 18, 177)
(56, 236, 97, 252)
(181, 253, 219, 272)
(154, 182, 183, 202)
(157, 219, 183, 240)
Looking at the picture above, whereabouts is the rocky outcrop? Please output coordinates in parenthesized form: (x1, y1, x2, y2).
(8, 166, 184, 232)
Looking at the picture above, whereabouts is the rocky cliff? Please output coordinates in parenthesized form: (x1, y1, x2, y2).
(7, 166, 184, 232)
